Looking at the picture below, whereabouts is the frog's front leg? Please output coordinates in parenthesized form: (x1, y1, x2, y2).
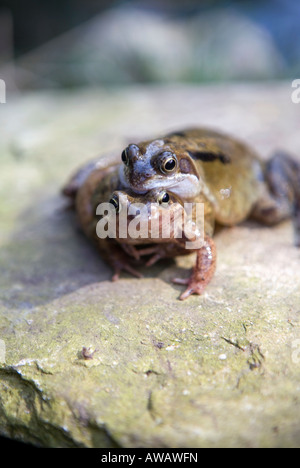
(120, 243, 141, 261)
(252, 151, 300, 246)
(137, 244, 170, 267)
(96, 239, 143, 281)
(173, 237, 216, 300)
(138, 243, 187, 267)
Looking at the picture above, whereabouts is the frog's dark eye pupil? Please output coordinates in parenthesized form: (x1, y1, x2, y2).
(165, 159, 175, 170)
(158, 192, 169, 204)
(162, 193, 169, 203)
(162, 157, 176, 172)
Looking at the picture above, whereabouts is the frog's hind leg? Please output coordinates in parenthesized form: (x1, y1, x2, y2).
(251, 151, 300, 246)
(62, 159, 102, 199)
(62, 151, 121, 202)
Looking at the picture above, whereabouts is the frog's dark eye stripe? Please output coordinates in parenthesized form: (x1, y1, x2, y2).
(187, 150, 230, 164)
(158, 192, 170, 204)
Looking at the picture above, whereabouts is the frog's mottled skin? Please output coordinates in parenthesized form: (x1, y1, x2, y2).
(63, 128, 300, 299)
(119, 128, 300, 228)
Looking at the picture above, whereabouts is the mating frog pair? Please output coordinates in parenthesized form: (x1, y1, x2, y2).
(63, 128, 300, 300)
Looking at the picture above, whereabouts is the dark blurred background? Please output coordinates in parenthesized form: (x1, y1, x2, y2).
(0, 0, 299, 88)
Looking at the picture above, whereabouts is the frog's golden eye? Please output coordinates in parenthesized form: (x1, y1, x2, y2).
(109, 195, 121, 213)
(157, 191, 170, 205)
(160, 153, 177, 173)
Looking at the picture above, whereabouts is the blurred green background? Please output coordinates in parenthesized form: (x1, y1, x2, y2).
(0, 0, 299, 88)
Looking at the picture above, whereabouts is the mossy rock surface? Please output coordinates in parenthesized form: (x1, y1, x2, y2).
(1, 83, 300, 447)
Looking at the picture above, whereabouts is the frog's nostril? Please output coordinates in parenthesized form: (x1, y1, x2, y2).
(127, 144, 139, 161)
(121, 144, 140, 166)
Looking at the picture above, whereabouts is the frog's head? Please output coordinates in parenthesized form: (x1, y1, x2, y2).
(118, 139, 201, 199)
(107, 188, 186, 244)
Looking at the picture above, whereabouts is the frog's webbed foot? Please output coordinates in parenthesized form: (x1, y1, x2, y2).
(172, 237, 216, 300)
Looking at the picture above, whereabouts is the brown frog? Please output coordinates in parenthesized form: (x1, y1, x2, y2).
(118, 128, 300, 233)
(63, 128, 300, 299)
(75, 174, 215, 299)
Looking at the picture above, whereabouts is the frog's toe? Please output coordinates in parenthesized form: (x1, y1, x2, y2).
(172, 277, 189, 285)
(111, 264, 143, 281)
(145, 253, 163, 267)
(179, 287, 194, 301)
(172, 277, 204, 300)
(121, 244, 141, 261)
(138, 247, 164, 267)
(179, 283, 205, 300)
(125, 265, 144, 279)
(111, 271, 120, 282)
(138, 246, 158, 256)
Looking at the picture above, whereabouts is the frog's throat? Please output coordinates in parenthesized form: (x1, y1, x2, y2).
(119, 166, 201, 199)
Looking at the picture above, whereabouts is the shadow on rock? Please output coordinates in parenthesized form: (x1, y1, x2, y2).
(0, 191, 175, 310)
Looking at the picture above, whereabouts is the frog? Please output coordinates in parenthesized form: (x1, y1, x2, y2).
(118, 128, 300, 235)
(63, 127, 300, 299)
(74, 169, 216, 299)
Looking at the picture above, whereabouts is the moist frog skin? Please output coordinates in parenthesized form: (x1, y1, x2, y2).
(63, 127, 300, 299)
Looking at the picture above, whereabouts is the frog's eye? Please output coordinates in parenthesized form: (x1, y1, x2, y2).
(109, 195, 121, 213)
(121, 144, 139, 165)
(121, 148, 129, 165)
(160, 152, 177, 174)
(157, 191, 170, 205)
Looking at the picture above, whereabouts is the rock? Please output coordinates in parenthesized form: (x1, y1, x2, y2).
(7, 6, 284, 89)
(0, 83, 300, 447)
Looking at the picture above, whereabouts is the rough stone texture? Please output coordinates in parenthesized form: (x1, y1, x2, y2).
(0, 82, 300, 448)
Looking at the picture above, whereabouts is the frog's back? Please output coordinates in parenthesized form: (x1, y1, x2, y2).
(167, 128, 264, 225)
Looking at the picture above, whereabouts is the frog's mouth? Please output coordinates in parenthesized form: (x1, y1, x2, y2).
(119, 165, 200, 199)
